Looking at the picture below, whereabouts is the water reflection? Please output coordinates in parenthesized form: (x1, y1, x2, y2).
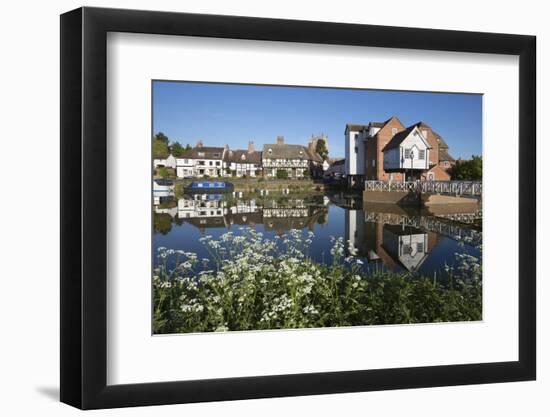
(153, 191, 481, 277)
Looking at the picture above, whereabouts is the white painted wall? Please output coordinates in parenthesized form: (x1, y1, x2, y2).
(384, 129, 430, 170)
(153, 154, 176, 168)
(345, 129, 365, 175)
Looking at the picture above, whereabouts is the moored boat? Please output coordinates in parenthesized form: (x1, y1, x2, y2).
(184, 180, 234, 194)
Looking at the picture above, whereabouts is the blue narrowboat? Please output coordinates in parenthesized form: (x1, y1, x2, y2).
(184, 180, 234, 194)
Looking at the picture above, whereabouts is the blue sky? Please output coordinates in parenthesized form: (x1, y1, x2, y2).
(153, 81, 482, 159)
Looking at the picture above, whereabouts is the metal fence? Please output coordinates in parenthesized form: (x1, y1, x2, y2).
(364, 180, 482, 197)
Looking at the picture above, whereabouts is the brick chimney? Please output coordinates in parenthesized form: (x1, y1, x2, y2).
(196, 140, 204, 148)
(247, 141, 255, 153)
(276, 136, 284, 145)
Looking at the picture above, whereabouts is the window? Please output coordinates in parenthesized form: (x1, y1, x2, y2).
(354, 133, 359, 139)
(372, 159, 376, 167)
(444, 161, 450, 167)
(404, 148, 411, 159)
(418, 150, 425, 160)
(417, 242, 424, 253)
(354, 147, 358, 154)
(209, 161, 213, 166)
(198, 152, 205, 157)
(392, 128, 398, 135)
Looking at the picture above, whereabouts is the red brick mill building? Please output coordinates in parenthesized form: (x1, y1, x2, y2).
(344, 116, 455, 187)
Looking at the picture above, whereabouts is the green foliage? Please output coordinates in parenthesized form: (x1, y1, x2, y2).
(276, 170, 289, 179)
(315, 138, 329, 161)
(157, 166, 169, 179)
(170, 141, 187, 157)
(154, 132, 169, 143)
(153, 139, 169, 159)
(451, 155, 482, 180)
(153, 229, 482, 334)
(153, 213, 172, 235)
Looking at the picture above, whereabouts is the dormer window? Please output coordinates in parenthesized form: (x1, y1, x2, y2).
(198, 152, 205, 157)
(241, 154, 246, 160)
(268, 148, 272, 155)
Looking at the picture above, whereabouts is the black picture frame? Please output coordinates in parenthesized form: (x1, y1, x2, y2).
(60, 6, 536, 410)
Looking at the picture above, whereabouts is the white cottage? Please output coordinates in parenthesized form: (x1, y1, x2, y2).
(223, 142, 263, 177)
(382, 126, 431, 179)
(175, 155, 195, 178)
(153, 154, 177, 169)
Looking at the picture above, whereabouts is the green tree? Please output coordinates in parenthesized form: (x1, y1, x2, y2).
(451, 155, 482, 181)
(153, 139, 169, 159)
(158, 166, 169, 179)
(170, 141, 186, 157)
(315, 138, 329, 161)
(154, 132, 169, 143)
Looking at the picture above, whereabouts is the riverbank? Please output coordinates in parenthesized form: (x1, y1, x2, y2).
(174, 177, 326, 198)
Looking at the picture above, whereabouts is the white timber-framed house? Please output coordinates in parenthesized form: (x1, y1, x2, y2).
(382, 125, 431, 179)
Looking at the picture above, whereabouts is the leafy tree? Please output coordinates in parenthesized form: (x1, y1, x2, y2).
(451, 155, 482, 181)
(154, 132, 169, 143)
(170, 141, 187, 157)
(315, 138, 329, 161)
(153, 139, 169, 159)
(276, 170, 289, 180)
(158, 166, 169, 179)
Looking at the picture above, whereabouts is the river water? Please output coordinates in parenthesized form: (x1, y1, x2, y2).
(153, 192, 482, 278)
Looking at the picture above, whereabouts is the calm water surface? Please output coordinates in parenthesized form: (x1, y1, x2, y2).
(153, 192, 481, 278)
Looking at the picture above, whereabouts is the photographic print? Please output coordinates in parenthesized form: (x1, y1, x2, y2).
(152, 81, 482, 335)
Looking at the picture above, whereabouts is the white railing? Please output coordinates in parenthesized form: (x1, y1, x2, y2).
(364, 180, 482, 197)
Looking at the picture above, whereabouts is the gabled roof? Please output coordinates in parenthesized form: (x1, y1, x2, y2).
(346, 117, 397, 134)
(262, 143, 308, 160)
(383, 126, 432, 151)
(412, 121, 450, 149)
(225, 149, 262, 164)
(434, 131, 449, 149)
(345, 123, 369, 132)
(439, 148, 455, 162)
(305, 147, 324, 163)
(188, 146, 225, 159)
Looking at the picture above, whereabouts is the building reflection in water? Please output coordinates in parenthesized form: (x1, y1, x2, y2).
(154, 193, 328, 233)
(345, 207, 442, 272)
(154, 191, 478, 273)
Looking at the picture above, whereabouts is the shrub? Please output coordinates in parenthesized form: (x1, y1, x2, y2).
(276, 170, 289, 179)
